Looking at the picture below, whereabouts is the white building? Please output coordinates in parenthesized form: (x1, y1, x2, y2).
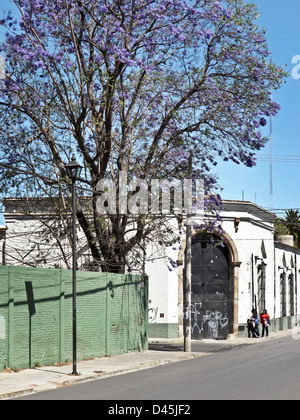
(146, 200, 300, 338)
(1, 198, 300, 339)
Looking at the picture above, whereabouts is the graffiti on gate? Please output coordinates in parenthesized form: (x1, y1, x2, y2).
(190, 302, 229, 339)
(191, 302, 202, 337)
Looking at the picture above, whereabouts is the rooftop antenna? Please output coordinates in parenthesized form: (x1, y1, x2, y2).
(270, 98, 273, 211)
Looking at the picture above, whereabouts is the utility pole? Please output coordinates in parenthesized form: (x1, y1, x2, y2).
(184, 154, 192, 352)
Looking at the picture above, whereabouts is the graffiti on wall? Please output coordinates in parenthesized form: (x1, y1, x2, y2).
(148, 307, 158, 323)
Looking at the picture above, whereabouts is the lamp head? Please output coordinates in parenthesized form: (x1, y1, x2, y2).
(65, 155, 82, 180)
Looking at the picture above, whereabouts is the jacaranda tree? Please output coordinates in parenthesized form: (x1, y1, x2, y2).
(0, 0, 285, 272)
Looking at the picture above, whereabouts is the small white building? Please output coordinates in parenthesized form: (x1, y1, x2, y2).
(1, 198, 300, 339)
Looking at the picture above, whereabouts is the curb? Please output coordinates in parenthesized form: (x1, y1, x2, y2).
(0, 388, 36, 400)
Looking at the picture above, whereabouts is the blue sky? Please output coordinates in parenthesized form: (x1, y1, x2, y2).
(215, 0, 300, 216)
(0, 0, 299, 223)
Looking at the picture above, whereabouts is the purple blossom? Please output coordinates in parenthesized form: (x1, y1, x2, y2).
(259, 117, 267, 126)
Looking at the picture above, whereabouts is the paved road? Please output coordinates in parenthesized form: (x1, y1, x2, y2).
(17, 335, 300, 401)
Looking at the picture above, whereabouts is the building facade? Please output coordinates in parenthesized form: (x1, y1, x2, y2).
(1, 198, 300, 339)
(146, 201, 300, 338)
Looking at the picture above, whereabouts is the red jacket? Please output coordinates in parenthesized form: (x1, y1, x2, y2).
(261, 313, 270, 326)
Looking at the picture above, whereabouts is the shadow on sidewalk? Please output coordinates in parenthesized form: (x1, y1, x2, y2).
(149, 340, 258, 354)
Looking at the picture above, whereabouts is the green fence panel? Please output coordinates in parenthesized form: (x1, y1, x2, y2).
(0, 266, 148, 371)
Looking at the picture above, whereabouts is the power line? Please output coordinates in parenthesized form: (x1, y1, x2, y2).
(256, 154, 300, 163)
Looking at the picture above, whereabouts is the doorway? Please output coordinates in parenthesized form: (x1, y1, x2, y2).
(191, 234, 230, 340)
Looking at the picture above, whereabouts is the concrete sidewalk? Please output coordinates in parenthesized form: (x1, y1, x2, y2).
(0, 329, 292, 400)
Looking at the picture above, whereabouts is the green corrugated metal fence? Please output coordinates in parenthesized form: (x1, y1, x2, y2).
(0, 266, 148, 371)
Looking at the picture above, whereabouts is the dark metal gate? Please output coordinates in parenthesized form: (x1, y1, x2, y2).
(191, 236, 230, 340)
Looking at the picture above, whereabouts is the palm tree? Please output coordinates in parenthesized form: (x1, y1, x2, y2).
(283, 209, 300, 248)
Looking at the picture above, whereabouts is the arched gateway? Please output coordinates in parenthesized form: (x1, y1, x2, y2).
(178, 230, 240, 339)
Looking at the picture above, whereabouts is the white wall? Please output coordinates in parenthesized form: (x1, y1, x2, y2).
(146, 240, 179, 327)
(3, 214, 88, 269)
(274, 244, 300, 320)
(0, 226, 6, 265)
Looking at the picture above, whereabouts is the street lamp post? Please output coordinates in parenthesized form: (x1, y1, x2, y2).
(65, 155, 82, 376)
(184, 154, 192, 352)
